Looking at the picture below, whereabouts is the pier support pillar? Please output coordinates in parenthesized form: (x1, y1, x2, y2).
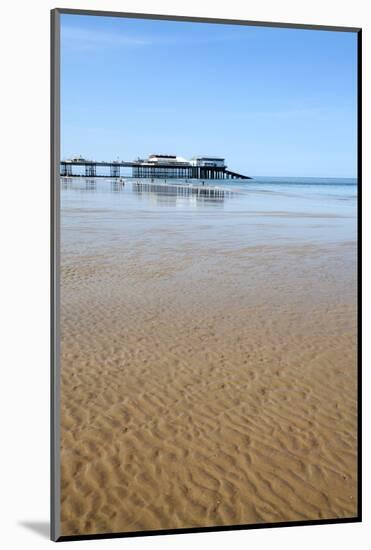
(85, 164, 96, 177)
(110, 164, 120, 178)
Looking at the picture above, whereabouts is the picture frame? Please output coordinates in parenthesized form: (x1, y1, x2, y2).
(51, 8, 362, 542)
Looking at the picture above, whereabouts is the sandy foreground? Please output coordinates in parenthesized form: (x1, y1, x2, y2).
(60, 210, 357, 536)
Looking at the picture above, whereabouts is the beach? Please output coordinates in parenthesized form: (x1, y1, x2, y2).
(59, 177, 358, 536)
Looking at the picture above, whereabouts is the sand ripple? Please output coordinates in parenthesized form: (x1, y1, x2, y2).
(60, 236, 357, 536)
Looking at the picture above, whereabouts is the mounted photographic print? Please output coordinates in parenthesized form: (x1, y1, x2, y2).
(51, 9, 361, 542)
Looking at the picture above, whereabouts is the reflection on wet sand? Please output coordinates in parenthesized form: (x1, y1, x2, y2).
(61, 177, 236, 206)
(132, 180, 234, 207)
(62, 177, 97, 192)
(61, 177, 234, 207)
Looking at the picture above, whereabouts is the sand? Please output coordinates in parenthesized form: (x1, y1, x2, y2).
(59, 187, 357, 536)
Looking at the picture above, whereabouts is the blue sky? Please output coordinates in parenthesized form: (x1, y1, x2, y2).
(60, 14, 358, 178)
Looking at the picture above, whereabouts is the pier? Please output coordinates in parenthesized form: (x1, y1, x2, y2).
(60, 154, 251, 180)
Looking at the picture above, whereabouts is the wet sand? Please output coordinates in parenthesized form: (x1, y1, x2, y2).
(60, 180, 357, 536)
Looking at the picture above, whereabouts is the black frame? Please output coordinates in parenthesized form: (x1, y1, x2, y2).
(51, 8, 362, 542)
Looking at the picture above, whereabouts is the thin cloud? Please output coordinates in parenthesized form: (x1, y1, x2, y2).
(228, 105, 352, 122)
(61, 26, 152, 51)
(250, 107, 331, 120)
(61, 24, 254, 52)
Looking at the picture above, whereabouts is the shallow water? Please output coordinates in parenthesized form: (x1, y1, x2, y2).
(61, 176, 357, 256)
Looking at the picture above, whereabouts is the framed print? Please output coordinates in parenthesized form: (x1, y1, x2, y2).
(51, 8, 361, 542)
